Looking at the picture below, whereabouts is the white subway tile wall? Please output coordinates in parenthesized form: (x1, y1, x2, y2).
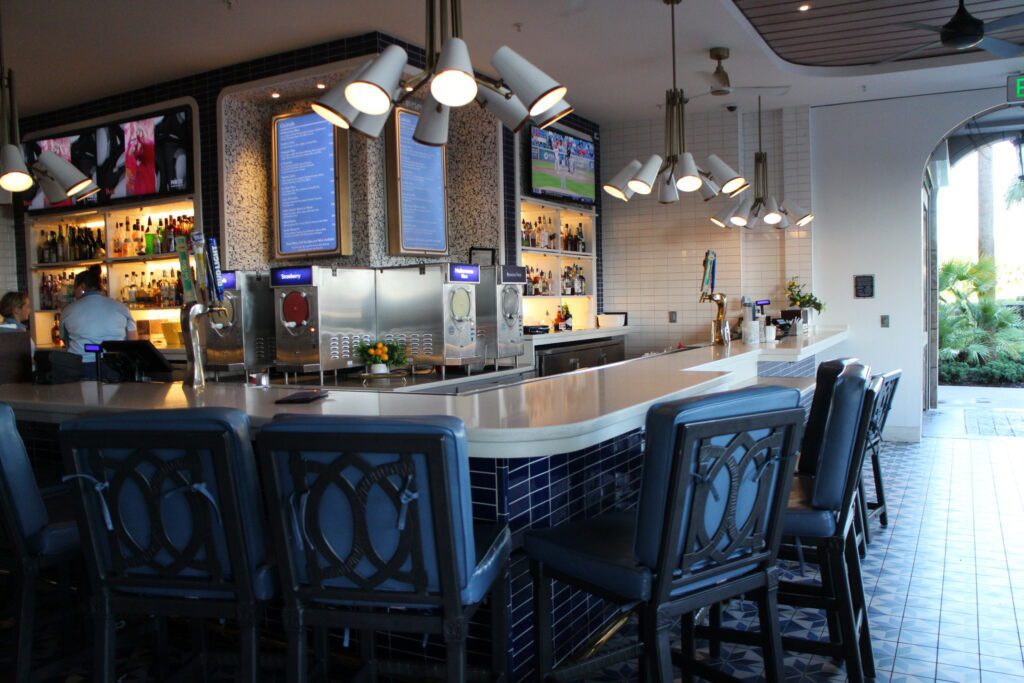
(601, 107, 813, 356)
(0, 209, 19, 294)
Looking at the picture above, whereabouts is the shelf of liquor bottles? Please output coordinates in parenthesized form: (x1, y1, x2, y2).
(24, 195, 198, 352)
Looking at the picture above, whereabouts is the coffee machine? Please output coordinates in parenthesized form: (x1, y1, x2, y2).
(205, 271, 276, 374)
(476, 265, 526, 368)
(270, 266, 376, 383)
(375, 264, 482, 378)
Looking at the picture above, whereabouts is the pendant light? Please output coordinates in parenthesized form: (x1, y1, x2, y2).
(603, 159, 642, 202)
(317, 0, 569, 147)
(603, 0, 747, 205)
(0, 7, 91, 200)
(709, 97, 813, 229)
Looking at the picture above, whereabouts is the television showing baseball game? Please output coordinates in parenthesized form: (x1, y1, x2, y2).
(527, 125, 596, 205)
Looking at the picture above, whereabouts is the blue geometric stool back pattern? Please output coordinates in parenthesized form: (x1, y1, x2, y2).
(257, 414, 510, 683)
(60, 408, 271, 682)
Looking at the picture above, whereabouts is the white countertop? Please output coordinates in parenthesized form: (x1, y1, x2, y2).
(2, 327, 846, 459)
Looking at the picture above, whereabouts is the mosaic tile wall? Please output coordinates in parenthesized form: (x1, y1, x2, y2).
(220, 70, 501, 270)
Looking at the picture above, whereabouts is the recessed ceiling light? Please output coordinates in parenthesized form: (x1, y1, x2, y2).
(798, 3, 811, 11)
(316, 83, 326, 90)
(271, 92, 281, 99)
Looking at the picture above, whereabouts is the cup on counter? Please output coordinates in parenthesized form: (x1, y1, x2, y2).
(765, 325, 777, 342)
(247, 369, 270, 388)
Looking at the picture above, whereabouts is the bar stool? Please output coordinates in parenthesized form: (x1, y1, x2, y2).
(256, 415, 511, 683)
(776, 364, 880, 682)
(0, 403, 81, 683)
(523, 387, 805, 683)
(861, 370, 901, 529)
(59, 408, 275, 683)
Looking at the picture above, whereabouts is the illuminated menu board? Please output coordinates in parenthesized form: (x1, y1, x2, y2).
(272, 112, 352, 258)
(386, 108, 448, 255)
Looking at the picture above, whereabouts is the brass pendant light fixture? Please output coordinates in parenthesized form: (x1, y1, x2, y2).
(603, 0, 748, 204)
(312, 0, 570, 147)
(709, 97, 813, 229)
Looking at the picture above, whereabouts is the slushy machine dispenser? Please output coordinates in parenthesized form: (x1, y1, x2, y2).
(270, 265, 376, 381)
(375, 264, 482, 378)
(476, 265, 526, 368)
(205, 271, 276, 373)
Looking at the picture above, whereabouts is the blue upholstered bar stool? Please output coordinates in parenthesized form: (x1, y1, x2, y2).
(776, 364, 880, 682)
(0, 403, 81, 683)
(256, 415, 511, 683)
(523, 387, 806, 683)
(59, 408, 275, 683)
(862, 370, 901, 529)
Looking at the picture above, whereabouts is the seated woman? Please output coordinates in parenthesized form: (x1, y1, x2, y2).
(0, 291, 30, 332)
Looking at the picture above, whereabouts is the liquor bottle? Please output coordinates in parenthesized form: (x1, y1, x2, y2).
(51, 314, 62, 347)
(70, 227, 79, 261)
(145, 217, 155, 255)
(578, 268, 587, 296)
(129, 272, 138, 307)
(561, 224, 568, 251)
(95, 229, 106, 258)
(567, 225, 576, 252)
(577, 224, 586, 253)
(55, 226, 65, 262)
(175, 269, 184, 306)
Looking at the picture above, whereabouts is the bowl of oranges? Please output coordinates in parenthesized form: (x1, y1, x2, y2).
(355, 340, 408, 374)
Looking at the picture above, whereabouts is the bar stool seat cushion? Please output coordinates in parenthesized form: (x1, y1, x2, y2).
(523, 511, 651, 601)
(27, 520, 80, 557)
(782, 507, 836, 538)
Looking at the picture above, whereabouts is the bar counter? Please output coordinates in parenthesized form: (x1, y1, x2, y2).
(2, 327, 845, 458)
(1, 327, 846, 679)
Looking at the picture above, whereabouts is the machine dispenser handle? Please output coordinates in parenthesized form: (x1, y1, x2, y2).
(284, 321, 297, 329)
(569, 358, 581, 371)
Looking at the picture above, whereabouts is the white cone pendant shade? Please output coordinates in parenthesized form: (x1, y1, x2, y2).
(0, 144, 33, 192)
(431, 38, 477, 107)
(345, 45, 407, 116)
(491, 46, 566, 117)
(37, 171, 69, 204)
(675, 152, 702, 193)
(628, 154, 663, 195)
(729, 196, 754, 227)
(699, 176, 721, 202)
(776, 213, 790, 229)
(763, 197, 782, 225)
(657, 170, 679, 204)
(710, 205, 734, 228)
(603, 159, 642, 201)
(350, 110, 391, 139)
(38, 150, 90, 196)
(413, 96, 450, 147)
(534, 99, 573, 129)
(783, 199, 814, 226)
(76, 181, 100, 201)
(312, 62, 371, 129)
(477, 88, 530, 132)
(706, 154, 747, 196)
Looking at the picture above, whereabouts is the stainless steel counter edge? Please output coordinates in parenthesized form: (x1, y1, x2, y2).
(1, 327, 847, 459)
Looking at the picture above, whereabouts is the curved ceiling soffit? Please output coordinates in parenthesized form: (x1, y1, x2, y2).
(715, 0, 1000, 79)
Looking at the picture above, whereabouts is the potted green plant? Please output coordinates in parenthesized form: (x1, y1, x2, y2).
(785, 278, 824, 334)
(355, 340, 408, 374)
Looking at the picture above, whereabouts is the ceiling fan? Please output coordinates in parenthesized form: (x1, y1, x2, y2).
(878, 0, 1024, 63)
(691, 47, 790, 99)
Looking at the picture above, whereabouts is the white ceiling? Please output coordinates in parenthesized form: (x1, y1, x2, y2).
(4, 0, 1024, 123)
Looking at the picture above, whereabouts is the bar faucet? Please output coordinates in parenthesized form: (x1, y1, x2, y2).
(700, 291, 729, 346)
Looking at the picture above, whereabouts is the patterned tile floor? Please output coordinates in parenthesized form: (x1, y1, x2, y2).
(963, 410, 1024, 437)
(591, 434, 1024, 682)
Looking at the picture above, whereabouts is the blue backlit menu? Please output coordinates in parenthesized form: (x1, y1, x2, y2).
(448, 263, 480, 284)
(396, 109, 447, 253)
(274, 113, 339, 255)
(271, 266, 314, 287)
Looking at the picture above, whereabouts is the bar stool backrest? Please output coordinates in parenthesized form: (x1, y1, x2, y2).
(59, 408, 266, 601)
(645, 390, 806, 601)
(868, 370, 901, 449)
(809, 364, 871, 511)
(257, 415, 475, 610)
(798, 357, 859, 476)
(0, 403, 50, 556)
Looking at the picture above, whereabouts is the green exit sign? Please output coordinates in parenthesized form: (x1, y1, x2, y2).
(1008, 73, 1024, 103)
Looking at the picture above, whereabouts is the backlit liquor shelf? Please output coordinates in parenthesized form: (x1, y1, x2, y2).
(23, 196, 197, 352)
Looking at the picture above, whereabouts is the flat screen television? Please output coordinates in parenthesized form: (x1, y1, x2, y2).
(524, 124, 596, 206)
(23, 104, 195, 213)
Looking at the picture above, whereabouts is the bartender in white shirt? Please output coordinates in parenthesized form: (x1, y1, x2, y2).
(60, 265, 137, 379)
